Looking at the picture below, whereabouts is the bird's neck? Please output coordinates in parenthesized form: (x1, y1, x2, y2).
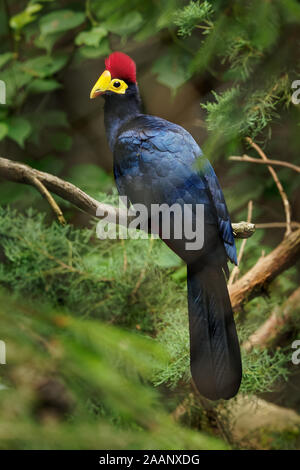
(104, 83, 141, 151)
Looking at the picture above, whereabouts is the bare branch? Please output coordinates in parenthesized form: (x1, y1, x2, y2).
(26, 174, 66, 225)
(245, 137, 292, 237)
(255, 222, 300, 230)
(243, 287, 300, 352)
(231, 221, 255, 238)
(229, 154, 300, 173)
(229, 228, 300, 311)
(0, 156, 118, 219)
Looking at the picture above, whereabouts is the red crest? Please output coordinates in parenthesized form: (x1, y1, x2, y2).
(105, 52, 136, 83)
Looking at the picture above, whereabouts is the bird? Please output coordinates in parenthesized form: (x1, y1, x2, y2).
(90, 51, 242, 400)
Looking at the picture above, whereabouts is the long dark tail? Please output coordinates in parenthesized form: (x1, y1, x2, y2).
(187, 262, 242, 400)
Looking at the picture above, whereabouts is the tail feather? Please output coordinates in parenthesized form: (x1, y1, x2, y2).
(187, 262, 242, 400)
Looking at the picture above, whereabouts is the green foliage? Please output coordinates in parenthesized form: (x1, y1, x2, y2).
(5, 116, 32, 147)
(1, 0, 298, 157)
(10, 3, 43, 33)
(174, 0, 213, 38)
(0, 52, 14, 68)
(0, 207, 294, 404)
(0, 291, 226, 450)
(269, 427, 300, 451)
(201, 74, 291, 143)
(39, 10, 86, 35)
(75, 26, 107, 47)
(67, 164, 112, 198)
(152, 49, 193, 93)
(0, 206, 187, 331)
(105, 12, 143, 36)
(240, 348, 289, 395)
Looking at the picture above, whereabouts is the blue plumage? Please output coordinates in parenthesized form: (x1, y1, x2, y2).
(114, 114, 237, 266)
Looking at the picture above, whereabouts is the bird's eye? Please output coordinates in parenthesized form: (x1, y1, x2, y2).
(113, 81, 121, 88)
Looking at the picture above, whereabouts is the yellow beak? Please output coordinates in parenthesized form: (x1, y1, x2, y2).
(90, 70, 111, 99)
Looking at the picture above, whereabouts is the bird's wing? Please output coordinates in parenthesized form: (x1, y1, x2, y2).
(199, 159, 237, 265)
(114, 115, 236, 264)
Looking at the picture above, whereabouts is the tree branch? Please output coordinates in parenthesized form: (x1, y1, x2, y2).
(229, 155, 300, 173)
(245, 137, 292, 237)
(255, 222, 300, 230)
(0, 156, 122, 220)
(231, 221, 255, 238)
(242, 287, 300, 352)
(229, 228, 300, 311)
(0, 156, 254, 238)
(26, 174, 66, 225)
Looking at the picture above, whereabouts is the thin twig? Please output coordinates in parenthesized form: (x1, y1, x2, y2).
(229, 155, 300, 173)
(26, 175, 66, 225)
(255, 222, 300, 230)
(228, 201, 253, 286)
(246, 137, 291, 237)
(85, 0, 98, 26)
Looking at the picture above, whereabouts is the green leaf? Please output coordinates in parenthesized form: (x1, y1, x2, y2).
(10, 4, 43, 31)
(21, 54, 68, 78)
(75, 26, 107, 47)
(0, 63, 32, 104)
(34, 32, 63, 53)
(39, 10, 86, 35)
(0, 52, 14, 69)
(104, 12, 143, 36)
(0, 122, 9, 141)
(27, 78, 62, 94)
(51, 131, 72, 151)
(152, 51, 192, 92)
(78, 40, 110, 59)
(7, 117, 32, 148)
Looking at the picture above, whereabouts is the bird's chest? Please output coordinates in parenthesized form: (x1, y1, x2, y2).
(114, 150, 191, 210)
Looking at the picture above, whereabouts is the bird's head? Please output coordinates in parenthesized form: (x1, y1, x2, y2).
(90, 51, 137, 99)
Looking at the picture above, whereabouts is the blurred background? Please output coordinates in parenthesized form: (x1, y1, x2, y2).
(0, 0, 300, 450)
